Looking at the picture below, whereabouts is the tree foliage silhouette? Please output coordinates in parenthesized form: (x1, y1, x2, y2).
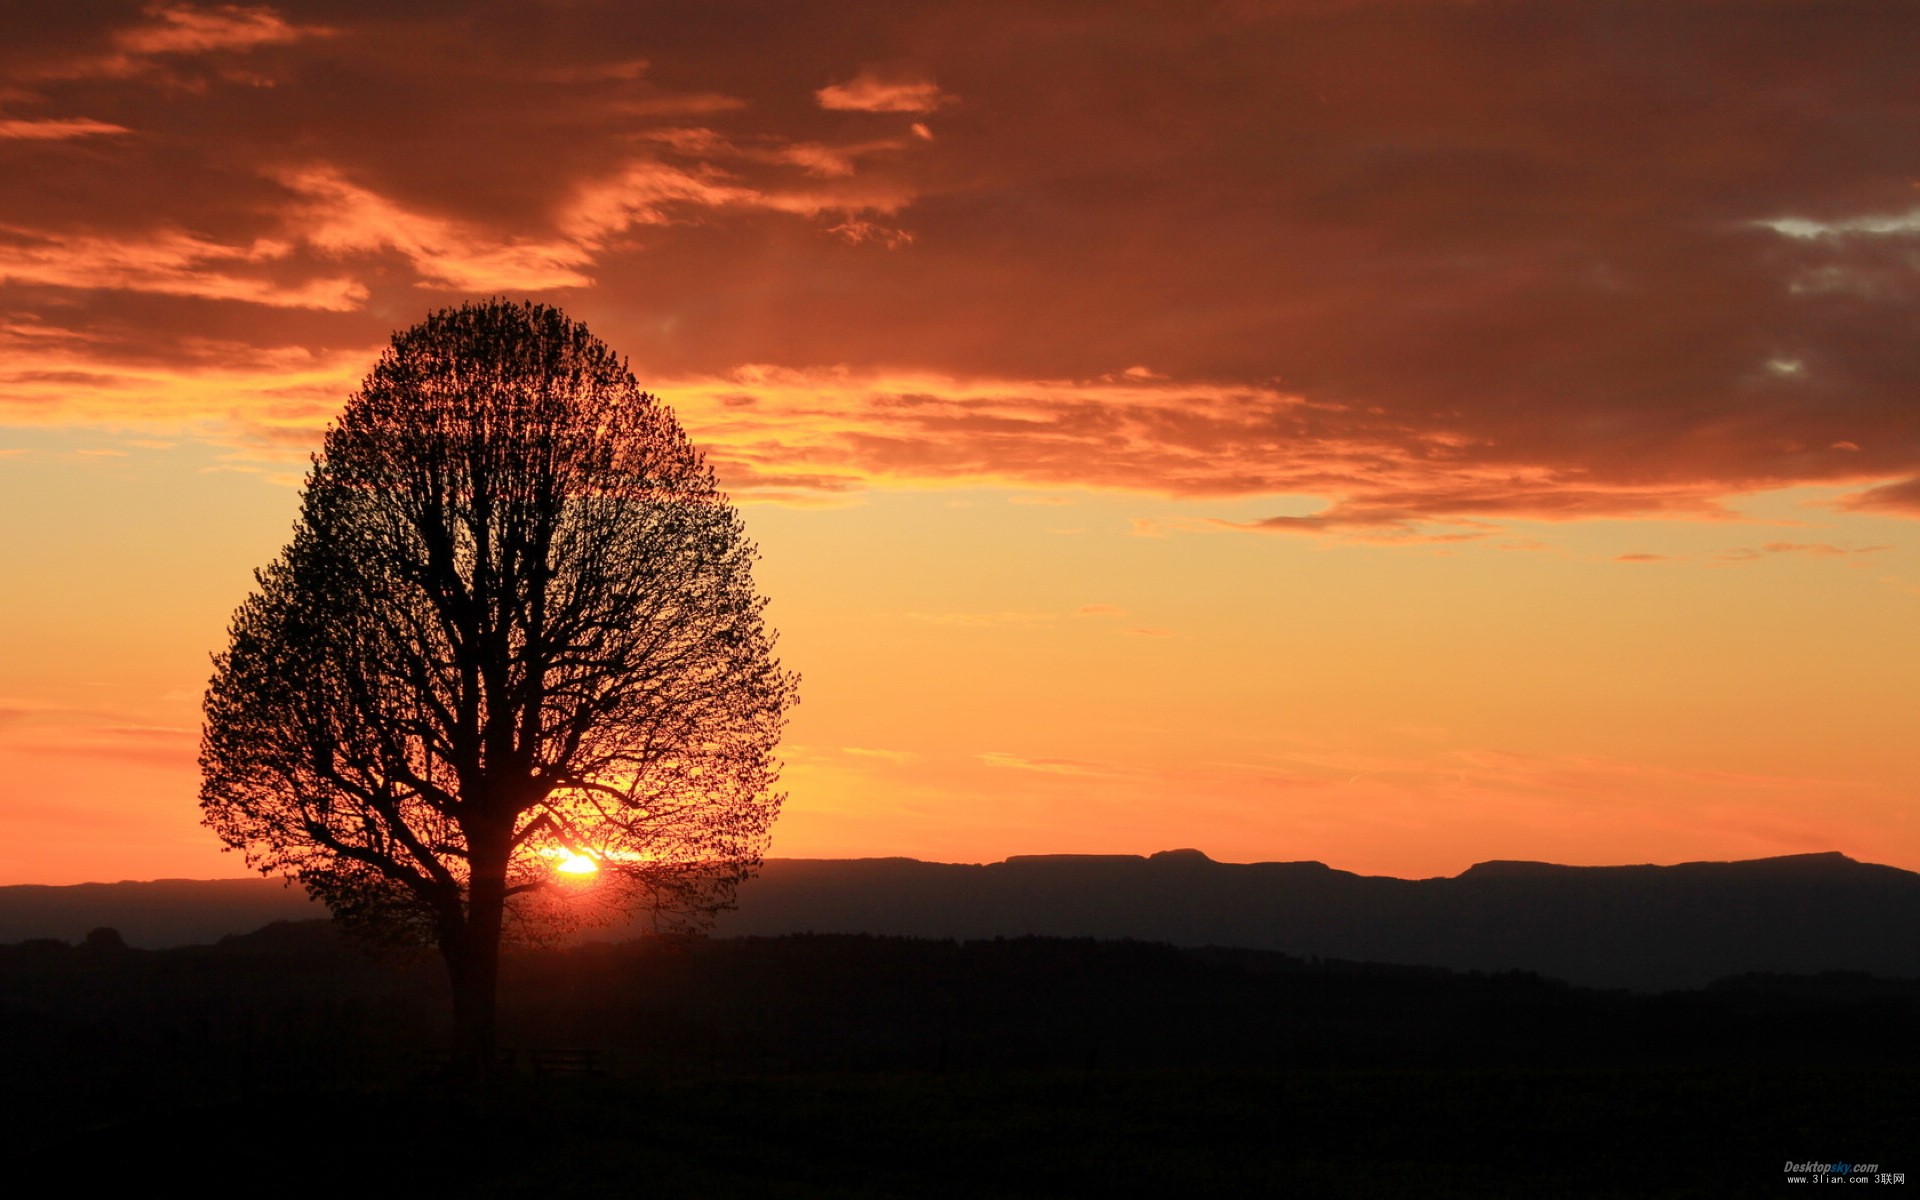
(200, 301, 796, 1066)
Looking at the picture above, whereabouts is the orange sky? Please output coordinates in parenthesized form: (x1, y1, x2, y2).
(2, 2, 1916, 884)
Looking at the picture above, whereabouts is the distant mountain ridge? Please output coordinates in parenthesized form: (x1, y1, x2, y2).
(4, 849, 1916, 990)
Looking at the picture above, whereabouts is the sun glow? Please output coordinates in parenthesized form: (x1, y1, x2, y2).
(556, 852, 599, 876)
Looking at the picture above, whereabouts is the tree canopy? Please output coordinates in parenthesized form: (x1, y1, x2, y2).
(200, 300, 797, 1059)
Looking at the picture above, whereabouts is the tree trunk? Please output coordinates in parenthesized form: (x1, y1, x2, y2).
(445, 829, 510, 1083)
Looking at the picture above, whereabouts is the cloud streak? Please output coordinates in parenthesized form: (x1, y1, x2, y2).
(116, 4, 317, 57)
(816, 68, 954, 114)
(283, 165, 596, 292)
(0, 116, 128, 139)
(26, 2, 331, 83)
(0, 223, 364, 309)
(0, 318, 370, 441)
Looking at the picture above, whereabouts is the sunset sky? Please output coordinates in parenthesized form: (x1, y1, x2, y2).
(2, 1, 1916, 885)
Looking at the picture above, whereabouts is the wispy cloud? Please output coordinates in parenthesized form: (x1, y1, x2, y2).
(117, 3, 316, 57)
(1841, 476, 1920, 516)
(841, 746, 918, 764)
(1714, 541, 1890, 563)
(0, 117, 129, 140)
(816, 68, 954, 114)
(826, 218, 914, 249)
(0, 224, 364, 309)
(30, 3, 331, 82)
(283, 165, 595, 291)
(0, 321, 371, 442)
(977, 751, 1112, 776)
(1757, 208, 1920, 241)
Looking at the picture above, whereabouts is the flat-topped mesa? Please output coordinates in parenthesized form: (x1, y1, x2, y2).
(1459, 851, 1862, 881)
(1459, 860, 1600, 879)
(992, 849, 1222, 873)
(998, 854, 1147, 868)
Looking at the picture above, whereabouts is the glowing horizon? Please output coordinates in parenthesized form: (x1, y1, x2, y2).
(2, 2, 1916, 886)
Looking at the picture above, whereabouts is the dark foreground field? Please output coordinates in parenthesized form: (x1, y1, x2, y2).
(2, 924, 1913, 1196)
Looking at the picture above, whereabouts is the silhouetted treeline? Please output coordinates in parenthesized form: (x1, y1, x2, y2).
(5, 923, 1918, 1091)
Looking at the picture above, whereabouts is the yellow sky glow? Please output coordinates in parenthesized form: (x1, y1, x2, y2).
(2, 2, 1916, 885)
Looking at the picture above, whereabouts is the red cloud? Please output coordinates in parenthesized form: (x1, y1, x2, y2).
(816, 68, 953, 114)
(22, 3, 330, 84)
(283, 165, 596, 292)
(0, 117, 128, 139)
(115, 4, 313, 57)
(0, 224, 364, 309)
(1841, 476, 1920, 515)
(0, 2, 1915, 532)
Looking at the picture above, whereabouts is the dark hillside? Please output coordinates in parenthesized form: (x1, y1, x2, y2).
(5, 849, 1917, 989)
(712, 849, 1920, 989)
(1, 927, 1912, 1195)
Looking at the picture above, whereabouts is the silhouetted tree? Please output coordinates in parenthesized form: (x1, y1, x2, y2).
(82, 927, 126, 952)
(200, 300, 797, 1071)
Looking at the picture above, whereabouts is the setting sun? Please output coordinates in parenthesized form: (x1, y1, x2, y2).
(556, 853, 599, 877)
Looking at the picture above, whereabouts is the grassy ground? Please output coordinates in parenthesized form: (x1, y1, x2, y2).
(4, 932, 1910, 1195)
(42, 1065, 1911, 1197)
